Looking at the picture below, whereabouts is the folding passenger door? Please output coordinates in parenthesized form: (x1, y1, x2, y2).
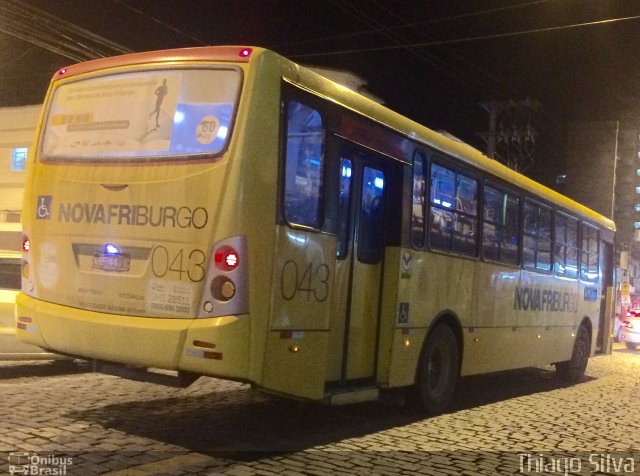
(327, 141, 399, 386)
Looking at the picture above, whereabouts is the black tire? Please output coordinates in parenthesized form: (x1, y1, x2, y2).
(625, 341, 637, 350)
(556, 324, 590, 383)
(414, 324, 459, 414)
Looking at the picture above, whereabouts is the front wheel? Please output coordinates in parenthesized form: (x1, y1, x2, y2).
(414, 324, 459, 414)
(556, 324, 590, 383)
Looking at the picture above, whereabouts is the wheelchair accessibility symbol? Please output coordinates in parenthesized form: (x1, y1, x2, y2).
(36, 195, 53, 220)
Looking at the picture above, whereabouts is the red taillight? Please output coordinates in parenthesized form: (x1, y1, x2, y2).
(214, 246, 240, 271)
(22, 237, 30, 252)
(199, 236, 248, 317)
(239, 48, 252, 58)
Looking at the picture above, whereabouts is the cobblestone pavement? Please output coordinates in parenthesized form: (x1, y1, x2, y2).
(1, 344, 639, 475)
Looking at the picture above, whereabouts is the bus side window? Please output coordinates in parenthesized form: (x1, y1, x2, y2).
(452, 174, 478, 255)
(554, 213, 579, 278)
(565, 217, 579, 278)
(523, 201, 538, 269)
(283, 100, 325, 229)
(523, 200, 551, 271)
(411, 152, 426, 248)
(429, 163, 477, 256)
(429, 164, 455, 250)
(538, 207, 552, 271)
(503, 194, 520, 264)
(554, 214, 568, 275)
(483, 186, 520, 265)
(581, 224, 599, 281)
(482, 185, 503, 261)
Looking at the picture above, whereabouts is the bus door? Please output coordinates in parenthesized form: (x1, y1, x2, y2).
(328, 144, 393, 386)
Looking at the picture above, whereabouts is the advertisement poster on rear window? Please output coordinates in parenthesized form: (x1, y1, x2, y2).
(44, 71, 181, 157)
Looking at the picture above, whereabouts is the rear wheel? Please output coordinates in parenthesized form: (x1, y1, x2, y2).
(625, 341, 637, 350)
(556, 324, 590, 382)
(414, 324, 459, 414)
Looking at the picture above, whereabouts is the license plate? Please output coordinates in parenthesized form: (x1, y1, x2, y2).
(92, 253, 130, 272)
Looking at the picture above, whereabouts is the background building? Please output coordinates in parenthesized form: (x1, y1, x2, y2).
(0, 105, 40, 220)
(552, 118, 639, 314)
(0, 104, 40, 250)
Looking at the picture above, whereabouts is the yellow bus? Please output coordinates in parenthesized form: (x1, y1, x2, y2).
(17, 46, 615, 413)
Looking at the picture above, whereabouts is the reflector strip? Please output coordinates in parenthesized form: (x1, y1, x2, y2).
(279, 330, 304, 339)
(17, 323, 37, 332)
(193, 340, 216, 349)
(186, 348, 223, 360)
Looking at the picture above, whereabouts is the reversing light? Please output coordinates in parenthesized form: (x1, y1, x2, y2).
(214, 246, 240, 271)
(22, 237, 30, 252)
(239, 48, 253, 58)
(211, 276, 236, 301)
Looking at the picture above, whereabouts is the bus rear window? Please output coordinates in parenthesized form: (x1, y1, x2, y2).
(41, 67, 242, 161)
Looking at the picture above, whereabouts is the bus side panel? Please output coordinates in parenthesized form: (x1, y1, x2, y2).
(462, 261, 519, 375)
(471, 262, 519, 328)
(462, 264, 581, 376)
(261, 226, 334, 400)
(577, 280, 601, 357)
(517, 271, 581, 365)
(409, 252, 475, 326)
(380, 248, 420, 388)
(387, 250, 474, 387)
(261, 331, 329, 399)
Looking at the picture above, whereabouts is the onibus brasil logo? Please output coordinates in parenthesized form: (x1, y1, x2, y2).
(8, 452, 73, 475)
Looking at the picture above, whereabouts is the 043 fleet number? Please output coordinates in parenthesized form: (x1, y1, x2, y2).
(151, 246, 206, 282)
(280, 260, 330, 302)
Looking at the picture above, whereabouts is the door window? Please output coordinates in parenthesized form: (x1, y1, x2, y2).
(358, 167, 385, 264)
(337, 158, 353, 258)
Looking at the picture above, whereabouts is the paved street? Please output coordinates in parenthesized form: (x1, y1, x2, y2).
(1, 344, 639, 475)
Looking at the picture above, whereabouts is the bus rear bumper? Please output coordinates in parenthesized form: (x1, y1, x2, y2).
(15, 293, 250, 379)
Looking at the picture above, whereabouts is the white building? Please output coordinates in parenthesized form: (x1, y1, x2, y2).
(0, 104, 40, 220)
(0, 105, 40, 250)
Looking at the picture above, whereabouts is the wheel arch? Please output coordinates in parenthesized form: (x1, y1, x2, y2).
(579, 315, 594, 353)
(418, 309, 464, 379)
(580, 315, 593, 337)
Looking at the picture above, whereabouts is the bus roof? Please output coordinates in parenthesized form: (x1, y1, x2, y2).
(48, 45, 615, 234)
(274, 50, 615, 234)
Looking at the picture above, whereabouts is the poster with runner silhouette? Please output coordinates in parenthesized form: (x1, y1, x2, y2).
(44, 71, 181, 157)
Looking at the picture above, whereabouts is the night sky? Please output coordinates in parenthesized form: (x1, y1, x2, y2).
(2, 0, 640, 175)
